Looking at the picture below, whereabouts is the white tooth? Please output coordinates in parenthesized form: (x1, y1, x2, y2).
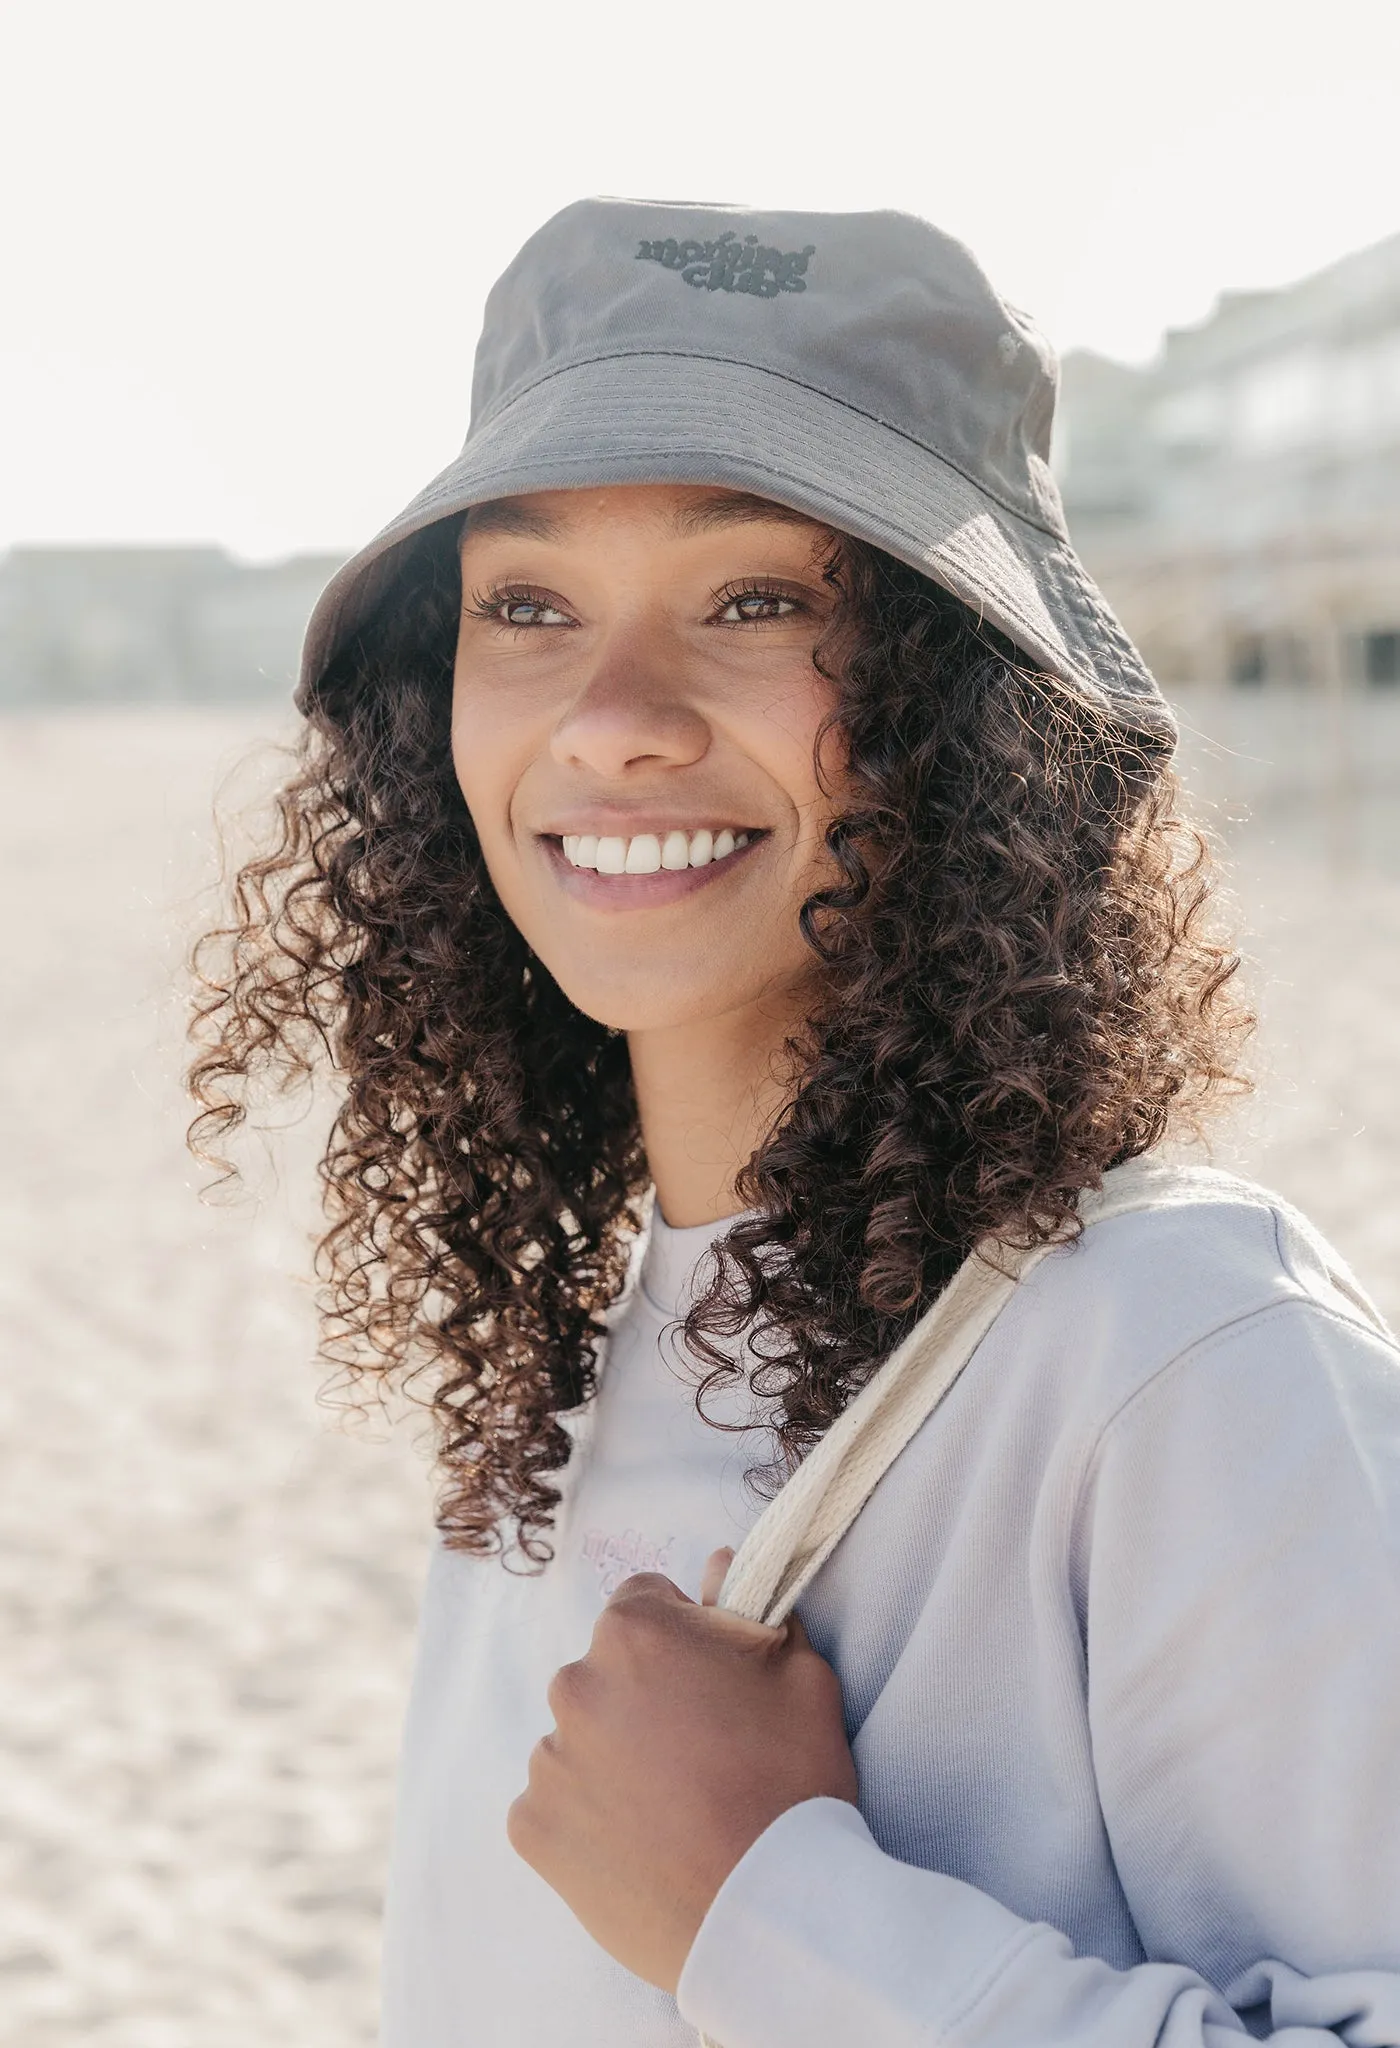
(624, 833, 662, 873)
(563, 835, 578, 861)
(733, 831, 749, 848)
(713, 828, 736, 860)
(661, 829, 691, 871)
(595, 836, 627, 874)
(573, 834, 599, 869)
(688, 828, 714, 867)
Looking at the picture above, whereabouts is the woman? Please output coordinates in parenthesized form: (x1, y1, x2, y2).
(190, 200, 1400, 2046)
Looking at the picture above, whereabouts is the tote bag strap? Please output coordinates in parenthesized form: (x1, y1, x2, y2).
(693, 1156, 1388, 2048)
(714, 1153, 1369, 1630)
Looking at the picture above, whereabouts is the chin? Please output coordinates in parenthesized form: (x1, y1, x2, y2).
(548, 956, 758, 1035)
(540, 939, 813, 1037)
(560, 985, 717, 1034)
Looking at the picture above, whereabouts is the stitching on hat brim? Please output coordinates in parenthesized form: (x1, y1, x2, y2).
(306, 448, 1066, 691)
(299, 353, 1170, 740)
(472, 348, 1068, 544)
(301, 440, 1171, 742)
(398, 446, 1074, 676)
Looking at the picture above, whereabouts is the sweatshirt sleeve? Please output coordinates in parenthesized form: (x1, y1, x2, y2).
(675, 1299, 1400, 2048)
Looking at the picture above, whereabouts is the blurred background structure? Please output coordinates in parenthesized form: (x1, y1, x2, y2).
(0, 550, 342, 708)
(2, 1, 1398, 2042)
(7, 226, 1399, 713)
(1059, 230, 1400, 692)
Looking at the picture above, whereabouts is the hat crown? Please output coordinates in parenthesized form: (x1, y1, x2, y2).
(469, 197, 1066, 537)
(297, 193, 1167, 741)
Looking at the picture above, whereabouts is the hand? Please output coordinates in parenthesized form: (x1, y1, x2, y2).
(507, 1546, 858, 1993)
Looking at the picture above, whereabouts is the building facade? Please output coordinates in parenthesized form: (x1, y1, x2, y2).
(6, 237, 1400, 708)
(0, 546, 344, 706)
(1056, 231, 1400, 689)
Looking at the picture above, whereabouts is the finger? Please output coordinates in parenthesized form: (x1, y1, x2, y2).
(605, 1570, 692, 1607)
(702, 1605, 787, 1647)
(782, 1609, 815, 1652)
(700, 1547, 735, 1606)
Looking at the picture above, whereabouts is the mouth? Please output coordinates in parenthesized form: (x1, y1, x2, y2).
(539, 826, 769, 908)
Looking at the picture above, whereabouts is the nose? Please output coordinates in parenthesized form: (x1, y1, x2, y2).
(549, 625, 710, 779)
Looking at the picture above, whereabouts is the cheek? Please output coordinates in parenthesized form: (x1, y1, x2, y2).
(449, 712, 481, 824)
(740, 678, 846, 849)
(450, 686, 558, 950)
(450, 687, 521, 853)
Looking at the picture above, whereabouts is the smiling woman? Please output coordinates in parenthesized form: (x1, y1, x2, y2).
(187, 197, 1400, 2048)
(189, 487, 1243, 1545)
(450, 486, 846, 1067)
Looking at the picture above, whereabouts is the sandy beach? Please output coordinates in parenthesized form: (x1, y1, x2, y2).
(1, 700, 1396, 2046)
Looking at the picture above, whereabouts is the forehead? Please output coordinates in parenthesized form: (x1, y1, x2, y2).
(458, 484, 832, 547)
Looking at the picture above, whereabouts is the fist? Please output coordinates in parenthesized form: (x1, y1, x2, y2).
(507, 1550, 858, 1993)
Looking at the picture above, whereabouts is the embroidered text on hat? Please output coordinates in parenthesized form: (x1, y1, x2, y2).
(635, 231, 816, 297)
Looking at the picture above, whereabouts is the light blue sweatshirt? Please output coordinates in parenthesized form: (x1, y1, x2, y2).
(382, 1168, 1400, 2046)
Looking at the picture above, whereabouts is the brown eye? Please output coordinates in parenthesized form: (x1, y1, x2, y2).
(719, 591, 799, 623)
(499, 597, 571, 627)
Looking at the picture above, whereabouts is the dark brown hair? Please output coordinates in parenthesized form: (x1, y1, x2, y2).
(188, 517, 1250, 1561)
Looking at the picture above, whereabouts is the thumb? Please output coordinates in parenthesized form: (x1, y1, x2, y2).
(782, 1607, 815, 1652)
(700, 1546, 736, 1607)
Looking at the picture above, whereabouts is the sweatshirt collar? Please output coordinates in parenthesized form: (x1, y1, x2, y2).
(639, 1202, 759, 1318)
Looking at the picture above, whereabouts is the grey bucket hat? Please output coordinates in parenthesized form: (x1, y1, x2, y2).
(298, 196, 1171, 741)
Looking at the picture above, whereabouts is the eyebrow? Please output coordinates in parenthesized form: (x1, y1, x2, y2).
(670, 490, 827, 537)
(460, 489, 826, 543)
(460, 500, 559, 540)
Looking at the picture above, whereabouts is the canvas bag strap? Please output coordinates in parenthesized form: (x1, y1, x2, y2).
(693, 1156, 1390, 2048)
(713, 1153, 1392, 1632)
(692, 1159, 1192, 2047)
(713, 1151, 1388, 1631)
(713, 1153, 1182, 1630)
(688, 1162, 1208, 2042)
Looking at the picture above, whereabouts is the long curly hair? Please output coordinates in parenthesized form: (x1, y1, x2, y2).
(188, 515, 1251, 1562)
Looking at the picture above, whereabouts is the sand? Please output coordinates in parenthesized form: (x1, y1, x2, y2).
(1, 701, 1396, 2046)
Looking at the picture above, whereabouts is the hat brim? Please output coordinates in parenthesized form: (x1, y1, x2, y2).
(298, 353, 1172, 742)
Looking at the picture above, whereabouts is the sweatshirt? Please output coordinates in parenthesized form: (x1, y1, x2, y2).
(379, 1166, 1400, 2047)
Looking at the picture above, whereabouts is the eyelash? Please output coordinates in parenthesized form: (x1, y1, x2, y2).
(462, 583, 569, 629)
(709, 577, 808, 625)
(462, 578, 809, 631)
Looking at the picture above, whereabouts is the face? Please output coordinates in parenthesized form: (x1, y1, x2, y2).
(451, 483, 850, 1036)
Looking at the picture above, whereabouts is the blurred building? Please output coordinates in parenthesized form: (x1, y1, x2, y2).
(1056, 232, 1400, 688)
(0, 546, 344, 705)
(7, 233, 1400, 708)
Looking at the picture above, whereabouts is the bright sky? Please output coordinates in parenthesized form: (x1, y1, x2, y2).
(3, 0, 1397, 559)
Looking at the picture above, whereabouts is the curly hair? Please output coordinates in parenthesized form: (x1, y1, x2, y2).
(188, 516, 1250, 1562)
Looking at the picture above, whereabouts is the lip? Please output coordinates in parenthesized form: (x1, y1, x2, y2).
(538, 830, 768, 910)
(537, 814, 764, 838)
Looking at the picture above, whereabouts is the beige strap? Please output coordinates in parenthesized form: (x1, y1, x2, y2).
(694, 1158, 1389, 2046)
(716, 1154, 1189, 1629)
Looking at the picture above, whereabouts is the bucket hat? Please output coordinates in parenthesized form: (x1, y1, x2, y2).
(297, 196, 1172, 742)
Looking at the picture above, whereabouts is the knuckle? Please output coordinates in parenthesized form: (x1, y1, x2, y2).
(612, 1570, 673, 1600)
(525, 1729, 560, 1788)
(592, 1582, 689, 1668)
(594, 1594, 653, 1648)
(505, 1788, 540, 1860)
(546, 1658, 587, 1719)
(590, 1602, 628, 1654)
(509, 1735, 561, 1855)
